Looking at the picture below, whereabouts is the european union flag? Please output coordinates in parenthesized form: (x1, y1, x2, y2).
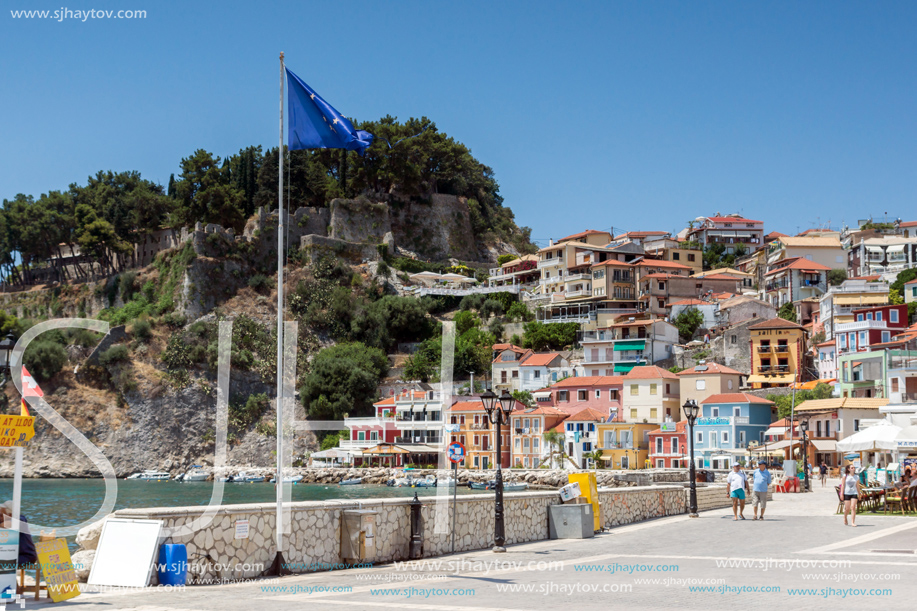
(286, 68, 374, 154)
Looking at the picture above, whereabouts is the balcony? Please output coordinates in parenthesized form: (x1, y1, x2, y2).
(563, 273, 591, 283)
(338, 439, 378, 449)
(564, 289, 588, 298)
(756, 345, 772, 353)
(470, 423, 490, 430)
(537, 258, 563, 269)
(773, 344, 790, 354)
(836, 319, 888, 333)
(757, 365, 790, 374)
(395, 436, 442, 446)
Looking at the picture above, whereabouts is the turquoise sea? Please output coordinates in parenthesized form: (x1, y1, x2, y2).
(0, 479, 487, 550)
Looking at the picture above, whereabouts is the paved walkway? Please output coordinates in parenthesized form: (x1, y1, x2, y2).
(54, 478, 917, 610)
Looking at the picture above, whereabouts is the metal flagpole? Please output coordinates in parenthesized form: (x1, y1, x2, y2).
(272, 50, 286, 573)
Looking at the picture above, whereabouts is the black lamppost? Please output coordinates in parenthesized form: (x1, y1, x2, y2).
(800, 418, 810, 492)
(480, 388, 515, 552)
(683, 399, 700, 518)
(0, 333, 15, 385)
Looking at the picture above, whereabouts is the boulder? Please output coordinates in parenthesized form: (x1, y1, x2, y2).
(72, 549, 96, 582)
(75, 518, 107, 551)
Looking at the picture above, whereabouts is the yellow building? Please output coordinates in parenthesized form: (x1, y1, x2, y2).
(596, 422, 658, 470)
(747, 318, 808, 389)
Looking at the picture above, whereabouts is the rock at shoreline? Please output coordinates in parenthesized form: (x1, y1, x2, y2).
(72, 549, 95, 582)
(75, 517, 107, 551)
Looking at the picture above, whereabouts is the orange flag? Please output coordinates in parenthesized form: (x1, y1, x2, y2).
(21, 366, 43, 417)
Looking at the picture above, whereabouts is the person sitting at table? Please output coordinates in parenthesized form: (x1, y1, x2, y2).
(0, 501, 37, 565)
(895, 473, 910, 490)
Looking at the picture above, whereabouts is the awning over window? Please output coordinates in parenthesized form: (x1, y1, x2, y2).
(613, 362, 640, 373)
(613, 340, 646, 351)
(886, 244, 906, 253)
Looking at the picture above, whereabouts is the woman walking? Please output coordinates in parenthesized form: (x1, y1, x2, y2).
(841, 464, 862, 527)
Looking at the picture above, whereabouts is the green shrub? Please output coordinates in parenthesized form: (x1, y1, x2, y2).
(23, 341, 67, 381)
(99, 344, 130, 366)
(119, 272, 138, 303)
(248, 274, 273, 292)
(131, 319, 152, 340)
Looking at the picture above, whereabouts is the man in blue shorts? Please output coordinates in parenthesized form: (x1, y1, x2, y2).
(726, 462, 748, 521)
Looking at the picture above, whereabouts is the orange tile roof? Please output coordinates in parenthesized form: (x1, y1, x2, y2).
(897, 221, 917, 228)
(624, 365, 678, 380)
(905, 279, 917, 286)
(748, 317, 806, 330)
(765, 231, 789, 240)
(701, 393, 775, 405)
(591, 259, 632, 268)
(668, 298, 709, 307)
(449, 400, 487, 412)
(551, 375, 624, 388)
(765, 257, 832, 275)
(564, 407, 608, 422)
(675, 363, 745, 376)
(557, 229, 611, 243)
(640, 272, 686, 280)
(699, 274, 742, 281)
(636, 259, 692, 270)
(492, 343, 525, 351)
(521, 353, 561, 367)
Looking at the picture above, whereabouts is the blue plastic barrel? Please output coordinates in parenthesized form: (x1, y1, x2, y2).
(157, 543, 188, 586)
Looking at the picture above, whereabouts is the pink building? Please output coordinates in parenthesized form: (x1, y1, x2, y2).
(538, 375, 624, 422)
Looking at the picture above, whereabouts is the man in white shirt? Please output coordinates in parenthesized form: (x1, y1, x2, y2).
(726, 462, 748, 521)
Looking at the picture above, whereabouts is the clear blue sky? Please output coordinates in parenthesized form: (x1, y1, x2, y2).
(3, 2, 916, 246)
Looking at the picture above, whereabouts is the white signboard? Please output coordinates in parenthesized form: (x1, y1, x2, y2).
(88, 518, 163, 588)
(0, 529, 19, 596)
(234, 520, 250, 539)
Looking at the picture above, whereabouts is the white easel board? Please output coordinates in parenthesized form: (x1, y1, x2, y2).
(88, 518, 163, 587)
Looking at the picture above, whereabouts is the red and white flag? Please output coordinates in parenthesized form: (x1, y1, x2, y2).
(20, 366, 43, 416)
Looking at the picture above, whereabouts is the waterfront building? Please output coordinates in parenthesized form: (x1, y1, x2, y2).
(794, 397, 892, 468)
(448, 400, 514, 469)
(676, 362, 746, 406)
(341, 394, 404, 463)
(692, 393, 776, 469)
(747, 318, 808, 389)
(647, 420, 688, 468)
(546, 375, 623, 420)
(559, 407, 607, 468)
(838, 348, 917, 400)
(621, 365, 681, 423)
(597, 421, 657, 469)
(642, 236, 703, 276)
(510, 404, 568, 469)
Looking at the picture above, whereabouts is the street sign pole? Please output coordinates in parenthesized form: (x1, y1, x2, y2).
(446, 441, 465, 555)
(451, 460, 457, 554)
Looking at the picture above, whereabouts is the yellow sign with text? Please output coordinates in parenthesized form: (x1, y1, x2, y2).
(35, 538, 80, 602)
(0, 415, 35, 447)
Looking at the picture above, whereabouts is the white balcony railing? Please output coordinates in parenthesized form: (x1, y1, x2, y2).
(836, 319, 888, 332)
(537, 258, 563, 269)
(563, 273, 591, 283)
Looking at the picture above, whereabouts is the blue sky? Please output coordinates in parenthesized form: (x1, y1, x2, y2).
(3, 2, 916, 247)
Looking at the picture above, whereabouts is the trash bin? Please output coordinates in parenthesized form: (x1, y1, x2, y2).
(158, 543, 188, 586)
(549, 504, 594, 539)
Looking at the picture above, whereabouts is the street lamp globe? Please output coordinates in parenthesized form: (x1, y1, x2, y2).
(0, 333, 15, 373)
(498, 390, 515, 419)
(480, 389, 498, 417)
(682, 399, 699, 423)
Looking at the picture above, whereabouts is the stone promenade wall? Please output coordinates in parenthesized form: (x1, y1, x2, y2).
(113, 485, 686, 583)
(687, 484, 774, 512)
